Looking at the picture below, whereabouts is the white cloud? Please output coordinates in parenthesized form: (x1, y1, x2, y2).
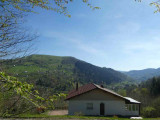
(42, 21, 160, 71)
(117, 22, 141, 34)
(43, 31, 106, 56)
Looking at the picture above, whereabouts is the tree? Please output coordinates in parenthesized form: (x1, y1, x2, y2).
(0, 0, 38, 59)
(1, 0, 159, 17)
(0, 9, 37, 58)
(0, 72, 45, 117)
(0, 0, 99, 17)
(0, 0, 99, 59)
(0, 72, 66, 117)
(0, 0, 78, 115)
(136, 0, 160, 13)
(149, 1, 160, 13)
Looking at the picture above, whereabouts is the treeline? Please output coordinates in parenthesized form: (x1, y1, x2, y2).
(1, 54, 134, 95)
(117, 76, 160, 117)
(140, 77, 160, 117)
(141, 77, 160, 96)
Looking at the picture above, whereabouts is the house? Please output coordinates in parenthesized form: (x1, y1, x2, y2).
(66, 83, 141, 116)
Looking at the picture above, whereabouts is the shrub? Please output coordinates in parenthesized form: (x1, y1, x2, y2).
(142, 106, 156, 117)
(152, 97, 160, 117)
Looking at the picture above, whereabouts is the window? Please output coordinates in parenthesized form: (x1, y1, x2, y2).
(136, 104, 139, 111)
(132, 104, 135, 111)
(125, 104, 129, 111)
(86, 103, 93, 110)
(129, 104, 132, 111)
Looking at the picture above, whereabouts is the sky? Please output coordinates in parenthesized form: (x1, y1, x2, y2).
(26, 0, 160, 71)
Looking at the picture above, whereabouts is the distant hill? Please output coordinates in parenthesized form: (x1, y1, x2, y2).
(1, 54, 134, 93)
(123, 68, 160, 82)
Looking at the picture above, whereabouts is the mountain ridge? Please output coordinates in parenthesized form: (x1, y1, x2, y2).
(1, 54, 134, 92)
(123, 68, 160, 82)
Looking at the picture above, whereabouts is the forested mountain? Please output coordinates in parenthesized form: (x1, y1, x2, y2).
(1, 54, 160, 117)
(1, 54, 133, 93)
(123, 68, 160, 82)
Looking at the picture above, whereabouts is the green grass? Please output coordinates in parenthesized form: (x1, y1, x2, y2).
(17, 114, 160, 120)
(2, 54, 134, 92)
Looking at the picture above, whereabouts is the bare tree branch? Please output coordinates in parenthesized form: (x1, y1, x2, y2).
(0, 5, 37, 59)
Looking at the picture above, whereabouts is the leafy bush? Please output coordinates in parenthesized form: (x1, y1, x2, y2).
(152, 97, 160, 117)
(142, 106, 156, 117)
(0, 72, 45, 117)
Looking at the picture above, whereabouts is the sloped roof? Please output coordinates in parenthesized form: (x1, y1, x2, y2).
(124, 97, 141, 104)
(94, 84, 124, 99)
(66, 83, 97, 100)
(66, 83, 141, 104)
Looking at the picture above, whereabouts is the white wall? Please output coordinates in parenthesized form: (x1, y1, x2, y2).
(68, 100, 139, 116)
(69, 100, 125, 116)
(68, 89, 139, 116)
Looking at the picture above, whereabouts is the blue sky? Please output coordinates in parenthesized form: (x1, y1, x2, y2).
(26, 0, 160, 71)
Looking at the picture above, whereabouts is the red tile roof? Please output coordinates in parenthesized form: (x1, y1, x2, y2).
(66, 83, 124, 100)
(66, 83, 97, 100)
(66, 83, 141, 104)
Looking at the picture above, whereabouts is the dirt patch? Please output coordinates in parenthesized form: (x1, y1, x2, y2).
(48, 110, 68, 115)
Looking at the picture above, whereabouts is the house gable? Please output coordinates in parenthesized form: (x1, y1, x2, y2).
(66, 83, 140, 104)
(69, 88, 124, 101)
(67, 83, 141, 116)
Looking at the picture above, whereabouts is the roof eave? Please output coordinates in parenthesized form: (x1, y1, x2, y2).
(65, 87, 97, 100)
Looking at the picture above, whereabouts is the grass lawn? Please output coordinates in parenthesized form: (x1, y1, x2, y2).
(17, 114, 160, 120)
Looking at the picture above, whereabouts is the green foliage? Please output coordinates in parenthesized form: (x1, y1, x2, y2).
(117, 89, 126, 96)
(125, 76, 160, 117)
(142, 106, 156, 118)
(141, 77, 160, 96)
(136, 0, 160, 13)
(0, 72, 44, 106)
(0, 0, 100, 58)
(0, 0, 100, 17)
(151, 97, 160, 117)
(150, 1, 160, 13)
(0, 72, 46, 117)
(1, 54, 134, 94)
(17, 114, 140, 119)
(0, 71, 67, 117)
(46, 93, 67, 110)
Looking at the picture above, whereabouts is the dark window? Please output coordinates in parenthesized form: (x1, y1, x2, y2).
(87, 103, 93, 110)
(132, 104, 135, 111)
(129, 104, 132, 111)
(136, 104, 139, 111)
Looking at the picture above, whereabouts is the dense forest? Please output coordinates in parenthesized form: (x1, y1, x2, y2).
(118, 76, 160, 117)
(1, 54, 134, 94)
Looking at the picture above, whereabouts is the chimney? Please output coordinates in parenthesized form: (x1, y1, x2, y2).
(100, 84, 104, 88)
(76, 83, 78, 91)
